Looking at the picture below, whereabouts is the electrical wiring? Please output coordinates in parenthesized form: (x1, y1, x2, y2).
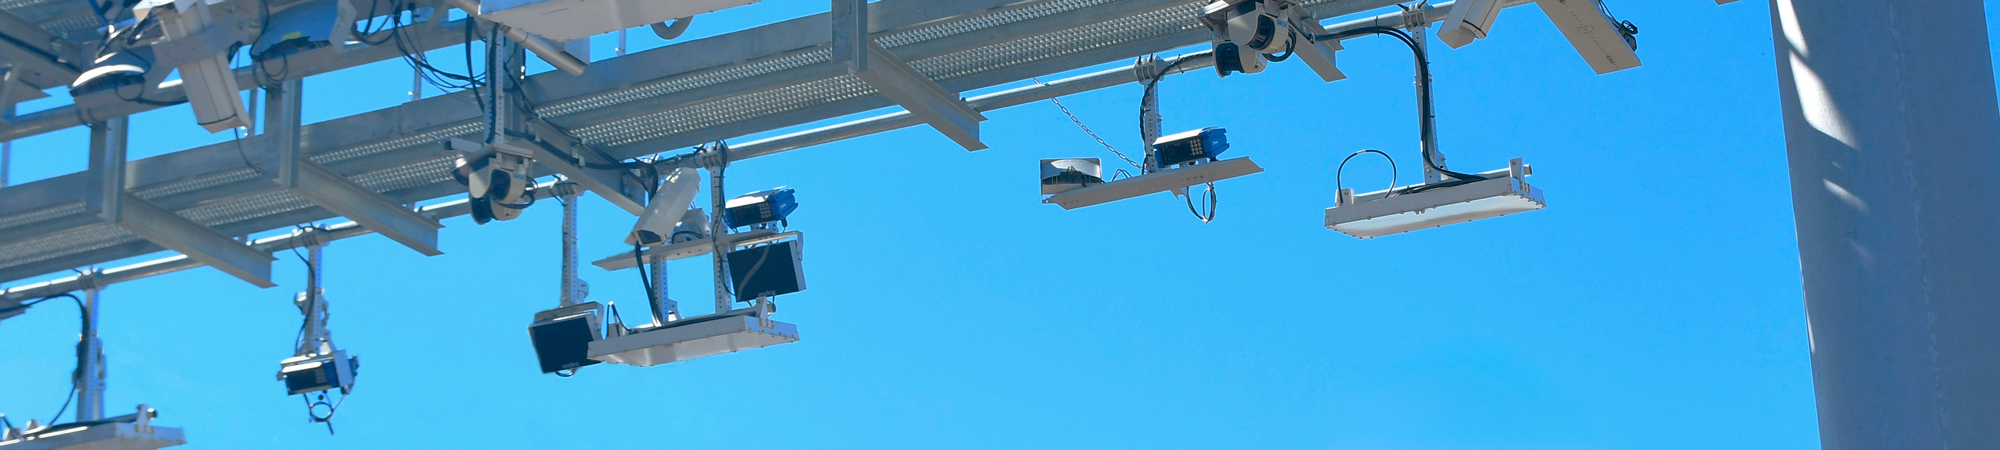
(1336, 149, 1397, 194)
(0, 293, 89, 428)
(1309, 25, 1490, 183)
(1138, 54, 1223, 223)
(733, 242, 775, 302)
(633, 242, 658, 308)
(1183, 182, 1217, 223)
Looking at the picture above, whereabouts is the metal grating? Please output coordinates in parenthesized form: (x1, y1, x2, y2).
(132, 168, 262, 200)
(0, 201, 83, 231)
(0, 223, 135, 271)
(0, 0, 1403, 284)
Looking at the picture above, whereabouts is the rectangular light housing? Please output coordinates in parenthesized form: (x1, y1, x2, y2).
(1326, 159, 1544, 238)
(1043, 157, 1263, 210)
(588, 314, 799, 367)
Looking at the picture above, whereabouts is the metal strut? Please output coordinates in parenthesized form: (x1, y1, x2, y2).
(557, 182, 583, 307)
(77, 274, 104, 422)
(705, 144, 733, 315)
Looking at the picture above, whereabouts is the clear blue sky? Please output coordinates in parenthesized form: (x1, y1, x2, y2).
(1, 1, 1993, 448)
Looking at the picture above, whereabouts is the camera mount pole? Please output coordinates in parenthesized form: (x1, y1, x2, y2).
(77, 270, 104, 422)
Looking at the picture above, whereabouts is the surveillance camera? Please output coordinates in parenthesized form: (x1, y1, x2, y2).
(627, 168, 702, 246)
(1438, 0, 1504, 48)
(1201, 0, 1299, 77)
(135, 0, 251, 133)
(446, 139, 536, 224)
(279, 351, 358, 395)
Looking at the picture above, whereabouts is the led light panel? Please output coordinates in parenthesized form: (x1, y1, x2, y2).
(1326, 160, 1544, 238)
(588, 314, 799, 367)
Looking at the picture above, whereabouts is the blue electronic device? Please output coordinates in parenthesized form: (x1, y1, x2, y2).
(1152, 127, 1230, 169)
(723, 188, 799, 229)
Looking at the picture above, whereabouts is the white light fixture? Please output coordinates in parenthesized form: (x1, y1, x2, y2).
(588, 312, 798, 367)
(587, 230, 805, 367)
(1325, 158, 1543, 238)
(0, 406, 184, 450)
(1043, 157, 1263, 210)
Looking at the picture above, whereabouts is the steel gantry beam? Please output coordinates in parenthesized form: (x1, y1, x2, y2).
(85, 118, 277, 288)
(267, 80, 445, 255)
(0, 0, 1468, 293)
(0, 9, 80, 91)
(0, 4, 474, 141)
(523, 120, 651, 215)
(832, 0, 987, 151)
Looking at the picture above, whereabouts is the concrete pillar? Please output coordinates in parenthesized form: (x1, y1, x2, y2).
(1768, 0, 2000, 448)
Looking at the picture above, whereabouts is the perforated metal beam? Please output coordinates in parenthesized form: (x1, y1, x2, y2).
(833, 0, 986, 151)
(86, 119, 276, 287)
(268, 80, 443, 255)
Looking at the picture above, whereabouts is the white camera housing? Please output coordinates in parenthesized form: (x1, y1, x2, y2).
(627, 168, 703, 246)
(137, 0, 250, 133)
(1439, 0, 1505, 48)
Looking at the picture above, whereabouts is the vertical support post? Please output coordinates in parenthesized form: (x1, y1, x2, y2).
(1404, 8, 1444, 184)
(558, 187, 580, 307)
(86, 118, 127, 223)
(77, 279, 104, 422)
(411, 68, 422, 102)
(1768, 0, 2000, 448)
(267, 79, 303, 188)
(648, 254, 671, 325)
(830, 0, 867, 72)
(299, 239, 325, 356)
(2, 104, 12, 187)
(708, 163, 731, 314)
(617, 30, 627, 56)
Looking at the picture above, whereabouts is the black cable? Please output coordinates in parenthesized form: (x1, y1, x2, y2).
(288, 225, 319, 345)
(734, 243, 775, 302)
(1309, 26, 1488, 183)
(1182, 182, 1216, 223)
(1262, 30, 1297, 62)
(0, 293, 91, 427)
(633, 242, 656, 311)
(1336, 149, 1397, 194)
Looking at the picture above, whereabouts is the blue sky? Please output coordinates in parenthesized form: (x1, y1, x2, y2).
(1, 1, 1991, 448)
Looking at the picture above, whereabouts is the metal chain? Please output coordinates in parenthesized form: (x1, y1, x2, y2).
(1033, 77, 1144, 170)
